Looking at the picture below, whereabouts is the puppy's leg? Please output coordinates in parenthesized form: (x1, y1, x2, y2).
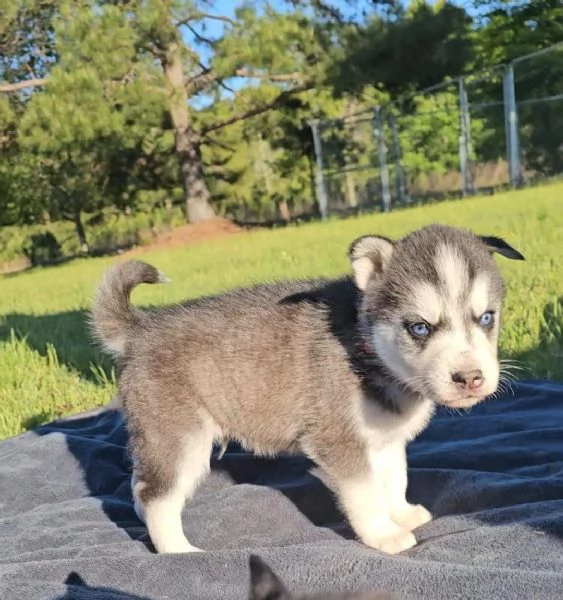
(337, 469, 417, 554)
(378, 442, 432, 532)
(132, 419, 215, 554)
(308, 438, 416, 554)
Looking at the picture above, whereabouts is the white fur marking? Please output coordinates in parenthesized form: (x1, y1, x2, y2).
(371, 443, 432, 531)
(157, 271, 171, 284)
(469, 274, 490, 317)
(134, 420, 218, 554)
(338, 473, 416, 554)
(435, 244, 468, 304)
(144, 495, 202, 553)
(103, 339, 126, 356)
(371, 322, 412, 382)
(361, 392, 434, 446)
(411, 283, 442, 324)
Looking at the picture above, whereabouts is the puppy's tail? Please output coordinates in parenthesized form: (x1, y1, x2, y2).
(89, 260, 169, 356)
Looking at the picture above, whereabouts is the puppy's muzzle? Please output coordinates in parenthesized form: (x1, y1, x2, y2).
(451, 369, 485, 392)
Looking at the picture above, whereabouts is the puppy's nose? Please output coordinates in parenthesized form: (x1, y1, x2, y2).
(451, 369, 484, 391)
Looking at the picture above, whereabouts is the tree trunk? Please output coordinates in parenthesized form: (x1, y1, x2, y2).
(345, 169, 358, 208)
(278, 198, 290, 222)
(344, 100, 358, 209)
(162, 43, 215, 223)
(72, 212, 89, 254)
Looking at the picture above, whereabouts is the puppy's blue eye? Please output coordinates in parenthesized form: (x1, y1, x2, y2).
(408, 322, 430, 338)
(479, 311, 494, 327)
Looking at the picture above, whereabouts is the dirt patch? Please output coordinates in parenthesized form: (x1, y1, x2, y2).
(124, 218, 246, 257)
(0, 256, 32, 275)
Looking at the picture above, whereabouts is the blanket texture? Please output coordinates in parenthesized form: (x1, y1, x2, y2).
(1, 380, 563, 600)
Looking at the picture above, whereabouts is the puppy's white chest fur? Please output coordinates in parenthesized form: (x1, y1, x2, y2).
(360, 395, 435, 448)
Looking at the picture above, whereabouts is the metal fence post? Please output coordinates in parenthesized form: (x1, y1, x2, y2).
(458, 77, 474, 196)
(387, 112, 410, 205)
(503, 63, 522, 187)
(374, 106, 392, 212)
(309, 120, 329, 220)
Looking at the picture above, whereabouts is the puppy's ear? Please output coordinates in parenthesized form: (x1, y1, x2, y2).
(248, 555, 290, 600)
(479, 235, 525, 261)
(348, 235, 395, 291)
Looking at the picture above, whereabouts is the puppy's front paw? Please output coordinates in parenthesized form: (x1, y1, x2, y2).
(157, 540, 204, 554)
(391, 504, 432, 531)
(364, 528, 417, 555)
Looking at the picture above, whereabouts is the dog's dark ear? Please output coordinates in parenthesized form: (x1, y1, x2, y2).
(348, 235, 395, 290)
(248, 555, 289, 600)
(479, 236, 525, 261)
(64, 572, 87, 587)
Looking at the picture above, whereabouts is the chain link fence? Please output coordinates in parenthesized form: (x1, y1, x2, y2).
(311, 42, 563, 219)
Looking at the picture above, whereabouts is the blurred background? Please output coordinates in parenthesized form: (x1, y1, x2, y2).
(1, 0, 561, 269)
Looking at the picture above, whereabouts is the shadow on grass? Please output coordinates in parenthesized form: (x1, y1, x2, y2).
(0, 309, 113, 383)
(505, 296, 563, 381)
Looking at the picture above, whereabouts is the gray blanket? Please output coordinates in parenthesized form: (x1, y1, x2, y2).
(1, 380, 563, 600)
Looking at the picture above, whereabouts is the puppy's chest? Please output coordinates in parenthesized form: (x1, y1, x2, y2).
(360, 396, 435, 446)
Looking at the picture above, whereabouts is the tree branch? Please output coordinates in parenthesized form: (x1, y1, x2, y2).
(185, 68, 222, 94)
(201, 82, 312, 135)
(0, 77, 48, 93)
(175, 13, 236, 27)
(184, 23, 218, 47)
(234, 69, 303, 83)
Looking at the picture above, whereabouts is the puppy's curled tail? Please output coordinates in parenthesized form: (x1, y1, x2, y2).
(90, 260, 168, 357)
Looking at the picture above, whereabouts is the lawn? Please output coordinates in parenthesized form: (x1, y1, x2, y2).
(1, 183, 562, 440)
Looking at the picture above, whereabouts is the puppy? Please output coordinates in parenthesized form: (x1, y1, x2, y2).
(90, 224, 524, 555)
(248, 555, 397, 599)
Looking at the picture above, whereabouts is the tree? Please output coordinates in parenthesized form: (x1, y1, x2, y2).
(0, 1, 327, 224)
(472, 0, 563, 176)
(328, 1, 474, 97)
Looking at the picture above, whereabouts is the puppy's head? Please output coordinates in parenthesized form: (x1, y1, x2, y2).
(349, 224, 524, 409)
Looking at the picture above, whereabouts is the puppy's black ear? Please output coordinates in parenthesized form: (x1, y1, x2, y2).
(64, 572, 87, 587)
(348, 235, 395, 291)
(248, 555, 290, 600)
(479, 235, 525, 261)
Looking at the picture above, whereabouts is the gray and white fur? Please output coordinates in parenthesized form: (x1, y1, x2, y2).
(90, 224, 524, 555)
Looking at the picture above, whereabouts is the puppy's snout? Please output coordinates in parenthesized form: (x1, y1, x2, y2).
(451, 369, 484, 391)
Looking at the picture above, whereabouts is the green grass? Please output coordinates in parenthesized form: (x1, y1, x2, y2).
(1, 183, 562, 440)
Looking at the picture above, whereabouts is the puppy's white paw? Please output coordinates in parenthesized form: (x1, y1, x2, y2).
(364, 528, 417, 555)
(157, 539, 204, 554)
(391, 504, 432, 531)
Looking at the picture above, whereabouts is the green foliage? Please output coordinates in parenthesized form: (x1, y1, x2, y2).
(1, 0, 562, 237)
(329, 1, 474, 96)
(396, 89, 484, 176)
(0, 206, 184, 265)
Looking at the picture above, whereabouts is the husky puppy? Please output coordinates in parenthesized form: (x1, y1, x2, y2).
(90, 224, 524, 555)
(247, 555, 398, 599)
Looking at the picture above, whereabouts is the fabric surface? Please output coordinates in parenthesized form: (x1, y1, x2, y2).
(1, 380, 563, 600)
